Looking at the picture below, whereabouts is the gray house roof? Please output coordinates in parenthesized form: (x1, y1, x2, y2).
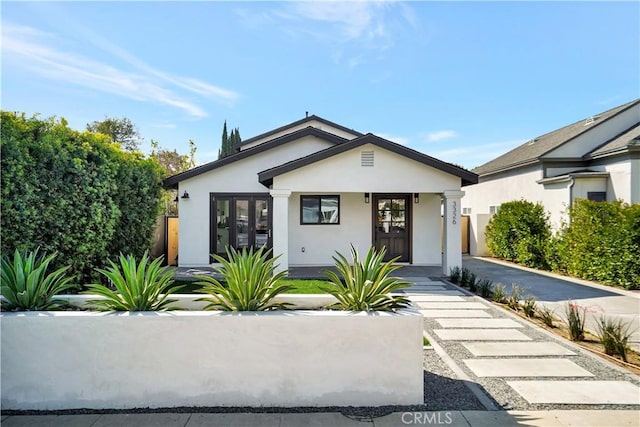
(587, 123, 640, 159)
(258, 133, 478, 187)
(473, 99, 640, 176)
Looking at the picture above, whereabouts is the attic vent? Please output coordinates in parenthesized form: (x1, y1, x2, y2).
(527, 138, 538, 146)
(361, 150, 374, 167)
(584, 116, 599, 126)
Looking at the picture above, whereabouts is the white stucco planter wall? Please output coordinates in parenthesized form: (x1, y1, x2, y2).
(1, 301, 424, 410)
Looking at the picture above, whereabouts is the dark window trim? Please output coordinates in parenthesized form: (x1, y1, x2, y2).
(370, 193, 412, 263)
(587, 191, 607, 202)
(300, 195, 341, 225)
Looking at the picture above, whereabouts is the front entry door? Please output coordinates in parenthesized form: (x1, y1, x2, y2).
(374, 194, 410, 262)
(210, 194, 271, 260)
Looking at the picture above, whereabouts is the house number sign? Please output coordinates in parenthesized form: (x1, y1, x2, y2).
(452, 201, 457, 225)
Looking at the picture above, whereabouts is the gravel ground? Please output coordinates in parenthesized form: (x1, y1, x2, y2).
(422, 294, 640, 411)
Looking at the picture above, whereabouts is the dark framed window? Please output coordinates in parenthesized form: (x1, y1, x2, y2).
(300, 195, 340, 224)
(587, 192, 606, 202)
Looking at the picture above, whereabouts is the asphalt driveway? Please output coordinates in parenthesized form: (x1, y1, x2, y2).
(462, 257, 640, 352)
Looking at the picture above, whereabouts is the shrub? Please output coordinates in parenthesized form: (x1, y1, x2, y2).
(460, 268, 477, 290)
(559, 200, 640, 289)
(538, 306, 556, 328)
(84, 252, 183, 311)
(565, 302, 587, 341)
(1, 249, 77, 311)
(0, 112, 163, 285)
(507, 283, 524, 311)
(449, 266, 461, 284)
(477, 278, 493, 298)
(485, 200, 551, 269)
(322, 245, 411, 312)
(522, 296, 537, 318)
(197, 247, 293, 311)
(492, 283, 506, 303)
(595, 316, 634, 362)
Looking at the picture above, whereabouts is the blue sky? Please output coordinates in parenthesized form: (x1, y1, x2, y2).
(2, 1, 639, 170)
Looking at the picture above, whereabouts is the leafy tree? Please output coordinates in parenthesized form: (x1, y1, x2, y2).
(86, 116, 142, 152)
(150, 139, 197, 215)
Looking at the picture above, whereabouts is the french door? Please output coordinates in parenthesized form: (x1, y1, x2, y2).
(210, 193, 271, 260)
(373, 194, 411, 262)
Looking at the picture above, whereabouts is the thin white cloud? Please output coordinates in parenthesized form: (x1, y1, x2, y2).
(426, 130, 459, 142)
(243, 1, 416, 67)
(1, 23, 238, 118)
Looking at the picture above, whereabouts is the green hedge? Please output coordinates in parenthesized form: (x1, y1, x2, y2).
(558, 199, 640, 289)
(485, 198, 640, 290)
(1, 112, 163, 285)
(485, 200, 551, 269)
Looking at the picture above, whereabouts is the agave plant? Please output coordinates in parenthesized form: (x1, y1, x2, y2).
(321, 245, 411, 312)
(196, 246, 293, 311)
(83, 252, 183, 311)
(1, 248, 77, 311)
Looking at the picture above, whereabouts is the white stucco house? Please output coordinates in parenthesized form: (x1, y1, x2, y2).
(463, 99, 640, 256)
(164, 115, 478, 274)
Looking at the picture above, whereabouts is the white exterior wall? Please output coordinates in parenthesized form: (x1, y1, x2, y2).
(594, 160, 634, 202)
(286, 192, 442, 266)
(287, 192, 371, 266)
(178, 136, 334, 266)
(572, 177, 608, 201)
(463, 166, 570, 255)
(273, 143, 460, 193)
(241, 120, 359, 150)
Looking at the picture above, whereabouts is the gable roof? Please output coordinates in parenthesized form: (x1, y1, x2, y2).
(473, 99, 640, 176)
(236, 114, 363, 149)
(258, 133, 478, 187)
(163, 127, 348, 188)
(586, 123, 640, 159)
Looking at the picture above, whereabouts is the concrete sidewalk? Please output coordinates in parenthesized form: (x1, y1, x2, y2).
(462, 256, 640, 352)
(2, 410, 640, 426)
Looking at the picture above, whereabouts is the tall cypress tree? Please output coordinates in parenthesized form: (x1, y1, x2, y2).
(218, 122, 242, 159)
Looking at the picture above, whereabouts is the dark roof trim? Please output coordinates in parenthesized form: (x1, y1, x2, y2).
(236, 115, 363, 149)
(258, 133, 478, 187)
(163, 127, 348, 188)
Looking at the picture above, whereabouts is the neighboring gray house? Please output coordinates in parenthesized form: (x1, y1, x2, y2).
(463, 99, 640, 256)
(164, 115, 478, 273)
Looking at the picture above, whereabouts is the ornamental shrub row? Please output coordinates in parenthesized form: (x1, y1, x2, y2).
(485, 199, 640, 289)
(1, 112, 163, 286)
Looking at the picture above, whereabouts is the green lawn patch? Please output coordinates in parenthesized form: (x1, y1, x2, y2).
(423, 336, 430, 346)
(281, 280, 330, 294)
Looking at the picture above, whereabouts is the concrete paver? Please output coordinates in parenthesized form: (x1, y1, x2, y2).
(434, 328, 532, 341)
(464, 359, 594, 377)
(93, 413, 191, 426)
(436, 318, 523, 328)
(420, 309, 491, 318)
(185, 413, 281, 427)
(463, 342, 575, 357)
(417, 302, 488, 309)
(408, 290, 466, 296)
(408, 295, 465, 302)
(507, 381, 640, 404)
